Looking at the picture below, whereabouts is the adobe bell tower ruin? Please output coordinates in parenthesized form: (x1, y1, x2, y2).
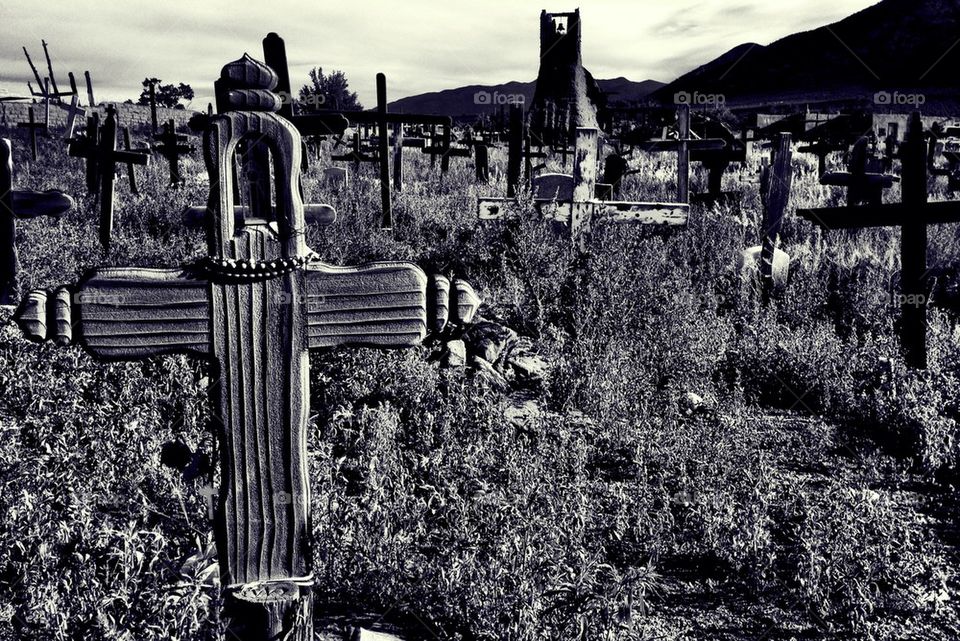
(529, 9, 604, 142)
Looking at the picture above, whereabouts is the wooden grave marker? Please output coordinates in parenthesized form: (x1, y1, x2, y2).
(153, 119, 196, 187)
(67, 104, 150, 249)
(121, 126, 143, 195)
(84, 70, 96, 107)
(17, 106, 47, 161)
(819, 136, 898, 206)
(480, 127, 689, 249)
(638, 105, 726, 203)
(739, 133, 793, 301)
(61, 94, 85, 141)
(797, 112, 960, 369)
(14, 54, 481, 641)
(0, 138, 74, 304)
(505, 103, 547, 197)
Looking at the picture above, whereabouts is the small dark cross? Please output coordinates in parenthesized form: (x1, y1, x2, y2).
(0, 138, 74, 304)
(797, 138, 846, 177)
(421, 120, 472, 174)
(639, 105, 726, 203)
(68, 104, 150, 249)
(819, 136, 898, 206)
(68, 112, 101, 194)
(690, 120, 748, 205)
(798, 112, 960, 369)
(17, 106, 47, 161)
(14, 53, 481, 641)
(153, 119, 196, 187)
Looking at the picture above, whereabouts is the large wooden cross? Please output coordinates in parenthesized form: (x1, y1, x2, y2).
(797, 112, 960, 369)
(479, 127, 688, 249)
(68, 104, 150, 249)
(0, 138, 74, 304)
(14, 54, 480, 641)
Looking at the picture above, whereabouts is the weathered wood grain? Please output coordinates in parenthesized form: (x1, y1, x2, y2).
(13, 54, 481, 641)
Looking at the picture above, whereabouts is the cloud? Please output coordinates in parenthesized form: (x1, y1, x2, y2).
(0, 0, 880, 107)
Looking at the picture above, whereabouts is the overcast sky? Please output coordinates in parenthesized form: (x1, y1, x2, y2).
(0, 0, 880, 109)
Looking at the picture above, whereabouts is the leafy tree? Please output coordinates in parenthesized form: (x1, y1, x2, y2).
(297, 68, 362, 112)
(137, 78, 195, 110)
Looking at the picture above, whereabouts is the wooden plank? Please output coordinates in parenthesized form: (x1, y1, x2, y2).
(572, 128, 598, 241)
(593, 201, 689, 225)
(677, 105, 689, 202)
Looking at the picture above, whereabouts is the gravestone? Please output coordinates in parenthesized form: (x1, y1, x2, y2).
(819, 136, 897, 206)
(533, 172, 575, 201)
(61, 94, 85, 141)
(0, 138, 74, 304)
(323, 166, 348, 190)
(17, 106, 46, 161)
(13, 54, 481, 641)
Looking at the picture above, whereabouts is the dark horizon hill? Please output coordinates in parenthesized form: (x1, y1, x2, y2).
(651, 0, 960, 112)
(387, 78, 665, 120)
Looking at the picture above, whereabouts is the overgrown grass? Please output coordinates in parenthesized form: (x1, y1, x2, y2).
(0, 128, 957, 639)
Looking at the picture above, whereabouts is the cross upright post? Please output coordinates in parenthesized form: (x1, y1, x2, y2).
(14, 53, 480, 641)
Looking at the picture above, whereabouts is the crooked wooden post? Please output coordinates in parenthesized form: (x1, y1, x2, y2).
(760, 133, 792, 303)
(376, 72, 392, 229)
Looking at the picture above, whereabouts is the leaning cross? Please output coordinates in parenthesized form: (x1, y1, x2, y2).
(68, 104, 150, 249)
(480, 127, 689, 250)
(798, 111, 960, 369)
(0, 138, 74, 304)
(14, 54, 480, 641)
